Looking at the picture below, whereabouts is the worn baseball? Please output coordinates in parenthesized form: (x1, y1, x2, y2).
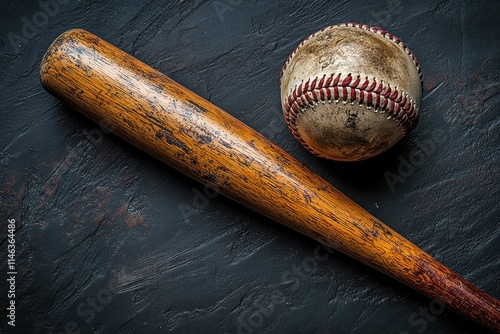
(280, 23, 423, 161)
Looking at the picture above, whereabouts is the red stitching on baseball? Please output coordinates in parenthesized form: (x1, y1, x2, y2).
(283, 72, 419, 138)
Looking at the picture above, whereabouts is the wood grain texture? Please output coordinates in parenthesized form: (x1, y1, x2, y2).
(40, 29, 499, 332)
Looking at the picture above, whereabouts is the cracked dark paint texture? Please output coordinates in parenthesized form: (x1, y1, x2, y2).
(0, 0, 498, 333)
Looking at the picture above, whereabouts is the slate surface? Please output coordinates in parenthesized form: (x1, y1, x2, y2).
(0, 0, 499, 333)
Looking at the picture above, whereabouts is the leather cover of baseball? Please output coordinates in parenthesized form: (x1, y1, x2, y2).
(280, 23, 423, 161)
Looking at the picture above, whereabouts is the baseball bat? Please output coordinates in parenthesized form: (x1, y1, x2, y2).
(40, 29, 499, 331)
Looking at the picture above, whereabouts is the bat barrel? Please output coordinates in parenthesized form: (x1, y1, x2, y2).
(40, 29, 500, 332)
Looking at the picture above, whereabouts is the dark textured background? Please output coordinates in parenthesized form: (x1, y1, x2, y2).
(0, 0, 499, 333)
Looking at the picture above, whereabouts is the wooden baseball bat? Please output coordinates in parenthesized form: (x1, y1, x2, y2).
(40, 29, 499, 331)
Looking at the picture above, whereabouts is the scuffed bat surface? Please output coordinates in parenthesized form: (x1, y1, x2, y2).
(0, 0, 498, 333)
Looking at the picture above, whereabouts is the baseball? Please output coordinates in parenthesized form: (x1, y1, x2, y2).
(280, 23, 423, 161)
